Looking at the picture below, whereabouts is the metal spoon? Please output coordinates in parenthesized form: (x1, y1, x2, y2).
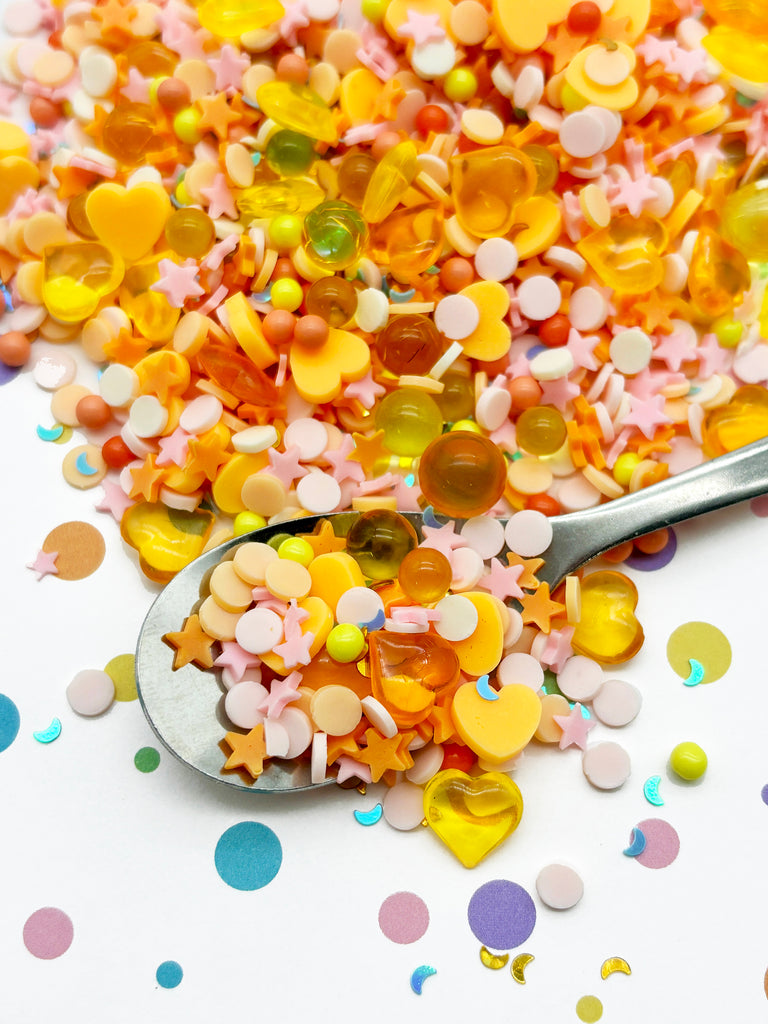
(136, 434, 768, 793)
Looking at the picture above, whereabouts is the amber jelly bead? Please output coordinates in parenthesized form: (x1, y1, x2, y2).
(418, 431, 507, 518)
(305, 277, 358, 327)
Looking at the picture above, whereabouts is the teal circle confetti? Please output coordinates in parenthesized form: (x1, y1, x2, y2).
(156, 960, 183, 988)
(214, 822, 282, 891)
(0, 694, 20, 752)
(134, 747, 161, 773)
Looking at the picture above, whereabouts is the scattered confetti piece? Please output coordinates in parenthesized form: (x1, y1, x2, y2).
(623, 828, 647, 858)
(0, 694, 21, 752)
(134, 747, 160, 773)
(35, 423, 64, 441)
(410, 965, 436, 995)
(634, 819, 680, 870)
(480, 946, 509, 969)
(601, 957, 631, 979)
(23, 908, 73, 960)
(41, 522, 105, 580)
(104, 654, 137, 702)
(643, 775, 664, 806)
(354, 803, 383, 826)
(576, 994, 603, 1022)
(214, 822, 282, 891)
(511, 954, 534, 984)
(667, 622, 731, 684)
(379, 892, 430, 945)
(156, 960, 183, 989)
(468, 880, 536, 951)
(32, 718, 61, 744)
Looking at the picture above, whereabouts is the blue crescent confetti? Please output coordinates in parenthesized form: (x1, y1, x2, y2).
(643, 775, 664, 806)
(75, 451, 99, 476)
(36, 424, 64, 442)
(684, 658, 705, 686)
(623, 827, 647, 857)
(33, 717, 62, 744)
(353, 803, 383, 826)
(475, 675, 499, 702)
(410, 965, 437, 995)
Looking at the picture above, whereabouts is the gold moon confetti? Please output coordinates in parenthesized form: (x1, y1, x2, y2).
(479, 946, 509, 970)
(666, 621, 731, 683)
(511, 953, 535, 984)
(600, 956, 631, 979)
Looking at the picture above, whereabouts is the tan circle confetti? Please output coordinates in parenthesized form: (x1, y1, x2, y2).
(666, 621, 732, 684)
(104, 653, 137, 702)
(42, 521, 106, 580)
(62, 444, 108, 489)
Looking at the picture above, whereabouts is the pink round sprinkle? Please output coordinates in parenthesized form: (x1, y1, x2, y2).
(504, 510, 553, 557)
(224, 679, 268, 729)
(378, 892, 430, 944)
(497, 652, 543, 690)
(383, 781, 427, 829)
(568, 286, 608, 331)
(434, 294, 480, 340)
(535, 863, 584, 910)
(635, 818, 680, 869)
(32, 349, 77, 390)
(474, 237, 518, 281)
(582, 742, 631, 790)
(66, 669, 115, 716)
(559, 110, 607, 158)
(557, 656, 603, 702)
(283, 417, 328, 460)
(460, 515, 505, 559)
(592, 678, 642, 727)
(23, 907, 74, 960)
(516, 275, 562, 321)
(179, 394, 223, 434)
(296, 471, 342, 514)
(4, 1, 43, 34)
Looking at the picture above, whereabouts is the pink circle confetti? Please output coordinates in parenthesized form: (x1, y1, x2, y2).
(634, 818, 680, 869)
(23, 907, 74, 959)
(751, 495, 768, 518)
(378, 891, 430, 944)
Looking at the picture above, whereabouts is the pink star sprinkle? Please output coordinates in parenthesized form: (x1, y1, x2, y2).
(259, 671, 303, 718)
(121, 67, 151, 104)
(200, 173, 237, 220)
(27, 549, 59, 580)
(94, 478, 135, 521)
(552, 704, 596, 750)
(539, 375, 580, 407)
(201, 234, 238, 271)
(273, 626, 314, 670)
(335, 756, 372, 784)
(156, 426, 194, 467)
(621, 394, 673, 439)
(566, 328, 600, 372)
(279, 1, 309, 45)
(210, 43, 249, 92)
(635, 34, 676, 67)
(696, 333, 731, 377)
(653, 328, 697, 372)
(663, 42, 709, 84)
(267, 445, 309, 489)
(323, 435, 365, 485)
(344, 371, 386, 409)
(420, 521, 467, 559)
(538, 627, 575, 674)
(478, 558, 525, 601)
(609, 174, 658, 218)
(150, 259, 205, 308)
(214, 642, 261, 683)
(396, 9, 445, 45)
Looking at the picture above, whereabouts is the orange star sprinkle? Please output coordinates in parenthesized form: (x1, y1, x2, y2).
(349, 429, 389, 475)
(519, 583, 566, 633)
(197, 92, 240, 141)
(222, 724, 267, 779)
(163, 613, 216, 670)
(128, 454, 165, 502)
(505, 552, 544, 590)
(298, 518, 347, 556)
(356, 727, 414, 783)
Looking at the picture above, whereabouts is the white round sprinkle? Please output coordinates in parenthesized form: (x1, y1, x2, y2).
(78, 46, 117, 98)
(296, 470, 341, 514)
(336, 586, 385, 628)
(475, 386, 512, 431)
(497, 652, 544, 690)
(517, 275, 562, 321)
(232, 424, 280, 453)
(434, 594, 479, 641)
(592, 678, 642, 727)
(361, 696, 397, 738)
(264, 719, 290, 758)
(529, 346, 574, 381)
(224, 680, 268, 729)
(559, 109, 606, 158)
(311, 731, 328, 783)
(513, 63, 544, 111)
(585, 105, 621, 149)
(179, 393, 222, 434)
(405, 743, 444, 785)
(504, 510, 553, 557)
(609, 328, 653, 375)
(66, 669, 115, 716)
(450, 546, 485, 590)
(582, 742, 631, 790)
(283, 417, 328, 460)
(304, 0, 340, 18)
(235, 607, 283, 655)
(33, 349, 77, 390)
(474, 237, 519, 281)
(460, 515, 505, 559)
(128, 394, 169, 438)
(536, 863, 584, 910)
(569, 286, 608, 331)
(434, 293, 480, 340)
(280, 706, 313, 758)
(383, 781, 427, 830)
(99, 363, 139, 407)
(557, 656, 604, 702)
(411, 38, 456, 79)
(355, 287, 389, 333)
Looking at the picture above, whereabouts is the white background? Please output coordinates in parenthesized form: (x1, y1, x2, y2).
(3, 333, 768, 1023)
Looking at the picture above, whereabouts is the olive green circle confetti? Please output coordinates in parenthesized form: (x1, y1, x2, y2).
(104, 654, 137, 702)
(576, 995, 603, 1022)
(666, 621, 732, 684)
(134, 747, 161, 773)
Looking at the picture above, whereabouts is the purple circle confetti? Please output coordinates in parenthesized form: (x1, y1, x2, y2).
(378, 892, 430, 944)
(624, 528, 677, 572)
(467, 879, 536, 950)
(0, 362, 20, 386)
(761, 784, 768, 806)
(634, 818, 680, 869)
(23, 907, 74, 959)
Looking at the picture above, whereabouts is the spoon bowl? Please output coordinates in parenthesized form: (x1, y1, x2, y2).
(136, 435, 768, 793)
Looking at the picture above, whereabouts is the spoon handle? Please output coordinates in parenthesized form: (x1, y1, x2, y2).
(540, 434, 768, 587)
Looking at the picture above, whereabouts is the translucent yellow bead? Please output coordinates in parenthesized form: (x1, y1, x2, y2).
(256, 81, 338, 145)
(42, 242, 124, 323)
(362, 141, 418, 224)
(197, 0, 285, 37)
